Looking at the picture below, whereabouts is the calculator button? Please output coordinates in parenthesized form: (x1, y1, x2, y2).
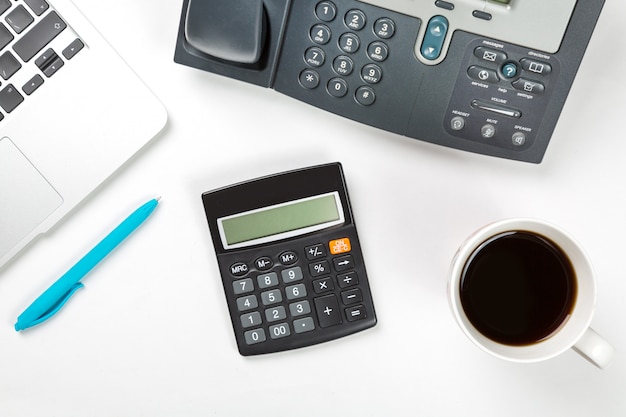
(337, 271, 358, 288)
(265, 306, 287, 323)
(230, 262, 249, 276)
(305, 243, 327, 260)
(244, 328, 266, 345)
(233, 278, 254, 295)
(289, 300, 311, 317)
(261, 289, 283, 305)
(294, 317, 316, 334)
(329, 237, 351, 255)
(313, 277, 335, 294)
(286, 283, 307, 300)
(279, 250, 298, 265)
(345, 305, 367, 322)
(269, 323, 291, 339)
(257, 272, 279, 289)
(341, 288, 363, 305)
(333, 254, 354, 271)
(241, 311, 262, 328)
(315, 294, 342, 327)
(309, 260, 331, 276)
(281, 266, 303, 283)
(254, 256, 273, 271)
(236, 295, 258, 312)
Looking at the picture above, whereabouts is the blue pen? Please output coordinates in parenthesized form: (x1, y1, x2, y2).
(14, 198, 160, 331)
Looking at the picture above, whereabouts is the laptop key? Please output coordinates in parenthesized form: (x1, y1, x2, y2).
(0, 51, 21, 80)
(62, 38, 84, 60)
(0, 84, 24, 113)
(5, 5, 34, 34)
(0, 0, 10, 16)
(22, 74, 44, 95)
(12, 11, 66, 61)
(24, 0, 49, 16)
(0, 23, 14, 50)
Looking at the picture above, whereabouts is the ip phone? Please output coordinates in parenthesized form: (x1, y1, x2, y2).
(175, 0, 605, 163)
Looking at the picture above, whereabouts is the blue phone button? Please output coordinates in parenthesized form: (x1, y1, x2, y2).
(421, 15, 448, 60)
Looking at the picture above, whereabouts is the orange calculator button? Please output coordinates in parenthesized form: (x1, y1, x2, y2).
(329, 238, 351, 255)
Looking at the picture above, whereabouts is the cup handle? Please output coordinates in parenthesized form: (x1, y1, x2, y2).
(572, 327, 615, 369)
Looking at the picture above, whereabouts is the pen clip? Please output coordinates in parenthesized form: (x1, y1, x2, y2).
(25, 283, 84, 329)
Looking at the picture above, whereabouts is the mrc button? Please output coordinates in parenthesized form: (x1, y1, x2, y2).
(421, 15, 448, 60)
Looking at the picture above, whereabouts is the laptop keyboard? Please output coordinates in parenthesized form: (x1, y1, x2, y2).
(0, 0, 83, 121)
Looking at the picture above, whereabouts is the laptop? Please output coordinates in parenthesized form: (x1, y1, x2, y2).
(0, 0, 167, 268)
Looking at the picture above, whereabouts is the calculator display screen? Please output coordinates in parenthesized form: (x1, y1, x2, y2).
(218, 192, 345, 249)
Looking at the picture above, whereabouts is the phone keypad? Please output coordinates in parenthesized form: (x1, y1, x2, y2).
(300, 1, 397, 106)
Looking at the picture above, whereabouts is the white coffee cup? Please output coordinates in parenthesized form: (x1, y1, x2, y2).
(448, 218, 614, 369)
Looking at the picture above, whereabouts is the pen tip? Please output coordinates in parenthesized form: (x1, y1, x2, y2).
(155, 196, 162, 202)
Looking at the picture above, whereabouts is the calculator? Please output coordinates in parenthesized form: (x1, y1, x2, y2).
(201, 163, 377, 355)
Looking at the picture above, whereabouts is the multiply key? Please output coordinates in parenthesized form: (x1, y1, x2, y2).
(13, 11, 66, 62)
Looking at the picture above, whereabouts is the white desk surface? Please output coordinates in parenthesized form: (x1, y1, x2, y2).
(1, 1, 625, 415)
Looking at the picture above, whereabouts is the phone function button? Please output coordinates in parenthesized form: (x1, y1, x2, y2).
(355, 86, 376, 106)
(512, 78, 545, 94)
(332, 55, 354, 75)
(481, 124, 497, 139)
(344, 9, 366, 31)
(450, 116, 465, 131)
(304, 47, 325, 67)
(299, 69, 320, 89)
(421, 15, 448, 60)
(501, 62, 519, 79)
(310, 24, 332, 45)
(327, 78, 349, 97)
(512, 132, 527, 146)
(474, 46, 507, 64)
(435, 0, 455, 10)
(472, 10, 492, 21)
(338, 33, 360, 53)
(373, 17, 395, 39)
(367, 41, 388, 62)
(520, 58, 552, 76)
(315, 1, 337, 22)
(467, 66, 499, 83)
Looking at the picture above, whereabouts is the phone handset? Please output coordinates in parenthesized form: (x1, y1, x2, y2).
(184, 0, 267, 65)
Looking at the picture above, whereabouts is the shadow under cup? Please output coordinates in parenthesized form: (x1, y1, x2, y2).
(449, 221, 597, 363)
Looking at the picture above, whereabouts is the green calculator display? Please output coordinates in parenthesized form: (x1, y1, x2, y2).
(202, 163, 377, 355)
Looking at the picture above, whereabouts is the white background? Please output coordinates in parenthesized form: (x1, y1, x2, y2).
(2, 0, 625, 415)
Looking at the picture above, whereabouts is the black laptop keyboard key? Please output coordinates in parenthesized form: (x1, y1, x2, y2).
(24, 0, 49, 16)
(0, 23, 13, 50)
(0, 84, 24, 113)
(0, 0, 10, 16)
(13, 11, 66, 62)
(0, 51, 21, 79)
(35, 48, 64, 77)
(6, 5, 34, 34)
(22, 74, 44, 95)
(62, 38, 84, 60)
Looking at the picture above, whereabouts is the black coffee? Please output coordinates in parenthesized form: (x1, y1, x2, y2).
(460, 231, 577, 346)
